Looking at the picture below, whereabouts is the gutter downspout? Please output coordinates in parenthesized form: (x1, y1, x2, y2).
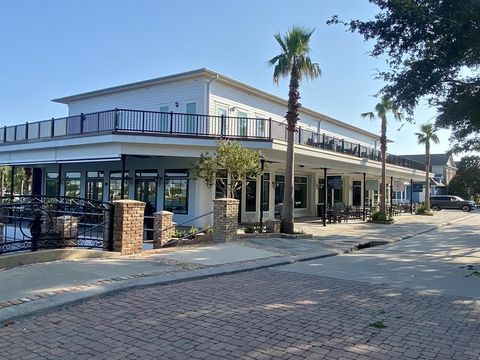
(205, 74, 219, 116)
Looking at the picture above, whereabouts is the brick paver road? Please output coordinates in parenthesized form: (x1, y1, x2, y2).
(1, 268, 479, 359)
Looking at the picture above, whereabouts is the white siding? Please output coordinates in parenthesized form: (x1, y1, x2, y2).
(209, 81, 376, 146)
(67, 77, 206, 116)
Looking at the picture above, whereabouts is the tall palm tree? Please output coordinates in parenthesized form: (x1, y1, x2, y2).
(268, 26, 321, 234)
(415, 123, 440, 211)
(362, 98, 403, 216)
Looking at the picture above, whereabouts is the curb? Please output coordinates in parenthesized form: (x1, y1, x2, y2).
(0, 212, 474, 324)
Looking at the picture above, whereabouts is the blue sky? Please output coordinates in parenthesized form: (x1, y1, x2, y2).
(0, 0, 450, 156)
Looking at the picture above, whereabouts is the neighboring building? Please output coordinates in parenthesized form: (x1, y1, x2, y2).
(0, 69, 426, 227)
(394, 153, 457, 204)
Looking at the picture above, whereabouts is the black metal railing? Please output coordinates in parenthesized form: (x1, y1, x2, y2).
(0, 108, 425, 171)
(0, 195, 114, 254)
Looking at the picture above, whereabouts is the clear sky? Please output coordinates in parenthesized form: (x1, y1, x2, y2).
(0, 0, 452, 156)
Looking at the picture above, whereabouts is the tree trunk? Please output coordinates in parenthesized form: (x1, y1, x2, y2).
(0, 173, 3, 197)
(379, 116, 387, 216)
(280, 65, 301, 234)
(425, 141, 430, 210)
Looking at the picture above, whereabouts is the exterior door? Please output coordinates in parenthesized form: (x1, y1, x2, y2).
(352, 181, 362, 206)
(86, 179, 104, 201)
(135, 179, 157, 240)
(233, 186, 242, 223)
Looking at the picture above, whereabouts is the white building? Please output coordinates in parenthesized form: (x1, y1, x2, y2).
(0, 68, 425, 227)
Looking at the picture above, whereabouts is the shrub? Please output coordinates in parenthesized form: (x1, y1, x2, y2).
(370, 211, 393, 222)
(415, 205, 427, 214)
(244, 225, 257, 234)
(188, 226, 198, 235)
(174, 229, 187, 238)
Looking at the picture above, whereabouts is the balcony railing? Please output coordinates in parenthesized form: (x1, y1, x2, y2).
(0, 108, 425, 171)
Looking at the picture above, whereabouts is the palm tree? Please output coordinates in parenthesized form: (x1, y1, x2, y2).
(415, 123, 440, 211)
(268, 26, 321, 234)
(362, 98, 403, 216)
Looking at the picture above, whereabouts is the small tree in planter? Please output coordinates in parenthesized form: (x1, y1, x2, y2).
(192, 140, 262, 199)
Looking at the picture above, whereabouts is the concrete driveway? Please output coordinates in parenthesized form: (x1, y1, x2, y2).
(277, 212, 480, 298)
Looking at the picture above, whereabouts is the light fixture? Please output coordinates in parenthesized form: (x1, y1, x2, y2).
(175, 102, 179, 108)
(230, 106, 237, 112)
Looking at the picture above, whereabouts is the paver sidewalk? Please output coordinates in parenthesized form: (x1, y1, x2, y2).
(0, 209, 475, 322)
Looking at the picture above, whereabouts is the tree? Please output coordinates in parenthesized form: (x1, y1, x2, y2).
(415, 123, 440, 210)
(361, 97, 403, 216)
(192, 140, 261, 199)
(268, 26, 321, 234)
(0, 166, 8, 196)
(448, 156, 480, 200)
(329, 0, 480, 153)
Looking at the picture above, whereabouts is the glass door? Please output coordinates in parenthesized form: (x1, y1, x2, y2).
(135, 178, 157, 241)
(86, 179, 104, 201)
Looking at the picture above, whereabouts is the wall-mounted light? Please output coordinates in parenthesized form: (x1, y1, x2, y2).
(230, 106, 237, 112)
(175, 102, 179, 108)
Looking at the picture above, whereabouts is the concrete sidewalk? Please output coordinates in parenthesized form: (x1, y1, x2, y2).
(0, 210, 475, 323)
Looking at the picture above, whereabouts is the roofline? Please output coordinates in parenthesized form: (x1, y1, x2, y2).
(52, 68, 381, 140)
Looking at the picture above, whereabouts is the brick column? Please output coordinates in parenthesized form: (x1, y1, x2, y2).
(112, 200, 145, 255)
(153, 211, 175, 249)
(213, 198, 239, 242)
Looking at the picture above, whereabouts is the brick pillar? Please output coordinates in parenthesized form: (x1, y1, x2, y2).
(213, 198, 239, 242)
(55, 216, 79, 246)
(0, 222, 4, 245)
(153, 211, 175, 249)
(112, 200, 145, 255)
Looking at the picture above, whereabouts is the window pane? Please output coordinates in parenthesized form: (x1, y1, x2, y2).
(65, 180, 80, 197)
(164, 179, 188, 214)
(238, 111, 248, 136)
(159, 106, 169, 132)
(246, 179, 256, 212)
(186, 103, 196, 133)
(294, 182, 307, 208)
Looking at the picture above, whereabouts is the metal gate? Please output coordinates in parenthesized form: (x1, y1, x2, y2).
(0, 196, 114, 254)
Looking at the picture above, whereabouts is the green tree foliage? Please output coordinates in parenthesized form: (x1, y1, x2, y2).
(415, 123, 440, 210)
(268, 26, 321, 234)
(448, 156, 480, 200)
(329, 0, 480, 153)
(192, 140, 261, 198)
(361, 97, 403, 216)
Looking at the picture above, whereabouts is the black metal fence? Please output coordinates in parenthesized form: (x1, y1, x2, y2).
(0, 108, 425, 171)
(0, 196, 114, 254)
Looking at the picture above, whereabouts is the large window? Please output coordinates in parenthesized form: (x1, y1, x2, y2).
(164, 169, 189, 214)
(245, 177, 256, 212)
(65, 172, 81, 197)
(109, 171, 129, 201)
(294, 176, 308, 208)
(46, 172, 59, 196)
(275, 175, 308, 209)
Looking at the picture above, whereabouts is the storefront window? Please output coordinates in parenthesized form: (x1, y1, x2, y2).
(294, 176, 307, 208)
(65, 172, 81, 197)
(109, 171, 129, 200)
(46, 172, 59, 196)
(245, 177, 256, 212)
(275, 175, 307, 209)
(164, 169, 188, 214)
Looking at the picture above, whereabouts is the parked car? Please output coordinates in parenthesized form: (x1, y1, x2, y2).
(429, 195, 477, 212)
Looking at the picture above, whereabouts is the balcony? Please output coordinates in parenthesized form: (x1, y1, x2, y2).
(0, 108, 425, 171)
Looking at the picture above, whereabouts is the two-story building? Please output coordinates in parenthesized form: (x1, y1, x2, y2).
(0, 68, 425, 227)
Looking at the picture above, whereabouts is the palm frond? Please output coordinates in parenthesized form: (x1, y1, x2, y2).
(361, 112, 375, 120)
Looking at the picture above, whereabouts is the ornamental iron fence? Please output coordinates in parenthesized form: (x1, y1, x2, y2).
(0, 196, 114, 254)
